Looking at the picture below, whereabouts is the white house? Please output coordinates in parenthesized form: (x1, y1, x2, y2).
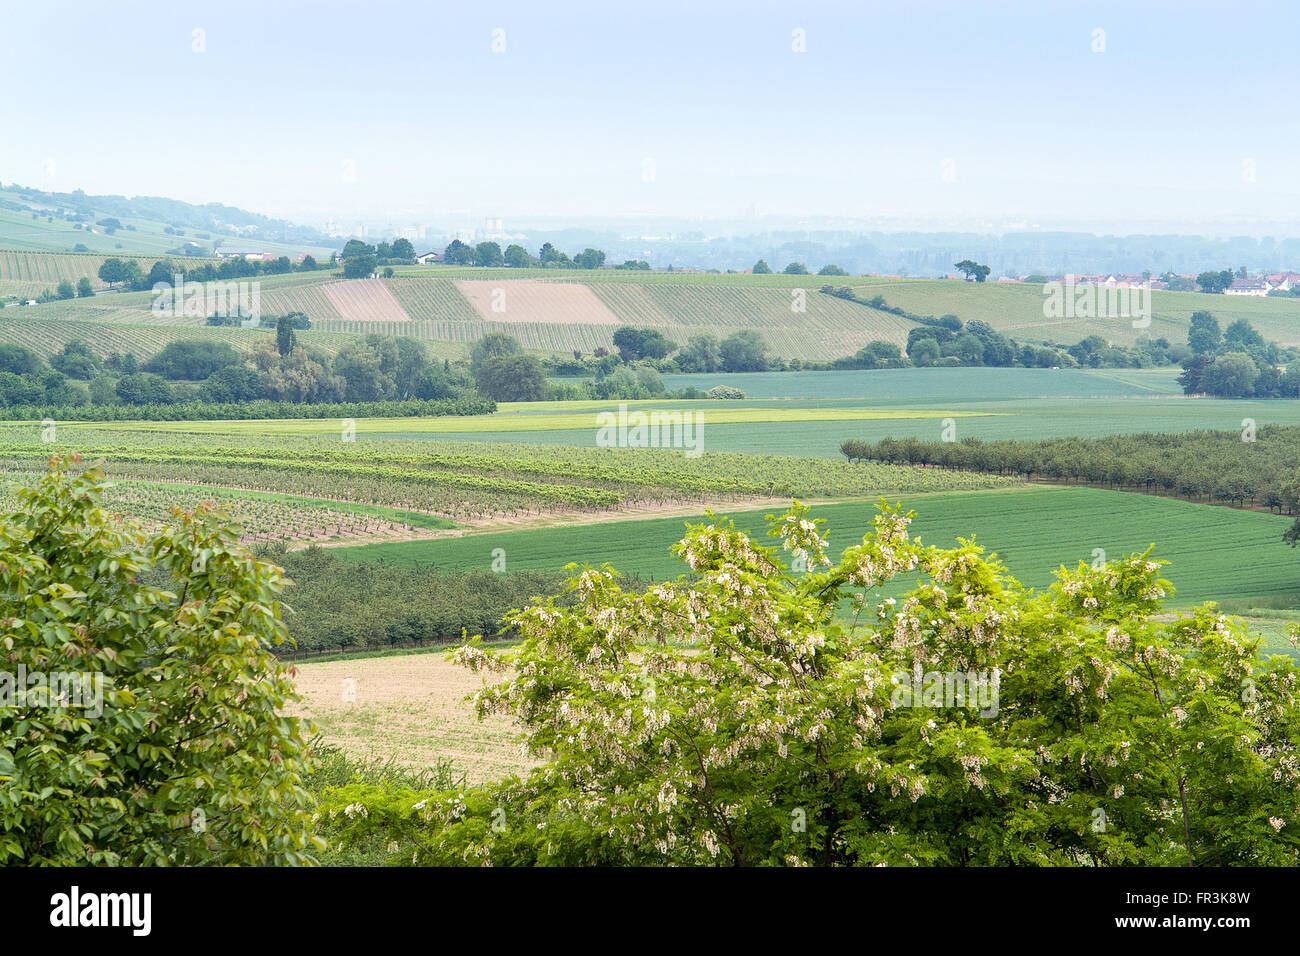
(215, 247, 267, 261)
(1225, 277, 1273, 296)
(414, 251, 442, 264)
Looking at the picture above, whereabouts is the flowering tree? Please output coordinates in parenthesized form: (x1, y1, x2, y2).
(321, 501, 1300, 866)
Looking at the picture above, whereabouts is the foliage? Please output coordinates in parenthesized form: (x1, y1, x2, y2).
(142, 339, 241, 380)
(320, 501, 1300, 866)
(261, 546, 578, 653)
(839, 425, 1300, 515)
(477, 354, 547, 402)
(0, 458, 321, 865)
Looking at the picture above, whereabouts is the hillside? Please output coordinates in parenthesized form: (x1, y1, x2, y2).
(0, 184, 335, 260)
(5, 251, 1300, 363)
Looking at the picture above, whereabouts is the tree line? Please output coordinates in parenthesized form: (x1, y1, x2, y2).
(840, 426, 1300, 527)
(0, 330, 491, 416)
(1179, 311, 1300, 397)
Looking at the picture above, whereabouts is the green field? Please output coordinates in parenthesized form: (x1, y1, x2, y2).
(20, 254, 1300, 362)
(65, 365, 1300, 458)
(339, 485, 1300, 613)
(853, 277, 1300, 348)
(0, 186, 335, 259)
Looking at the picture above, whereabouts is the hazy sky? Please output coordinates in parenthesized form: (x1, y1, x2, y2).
(4, 0, 1298, 230)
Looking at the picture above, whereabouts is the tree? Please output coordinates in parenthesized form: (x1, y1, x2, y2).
(199, 363, 264, 403)
(143, 340, 241, 380)
(1187, 310, 1221, 355)
(783, 262, 810, 275)
(121, 259, 145, 291)
(818, 264, 849, 276)
(573, 248, 606, 270)
(49, 340, 102, 380)
(392, 336, 430, 398)
(538, 243, 571, 267)
(612, 327, 676, 362)
(751, 259, 773, 274)
(115, 372, 175, 405)
(476, 353, 547, 402)
(76, 277, 94, 298)
(954, 259, 991, 282)
(390, 238, 415, 261)
(909, 337, 940, 366)
(504, 244, 531, 268)
(1200, 352, 1260, 398)
(0, 458, 319, 864)
(470, 332, 522, 375)
(443, 239, 477, 266)
(273, 315, 296, 357)
(1223, 318, 1265, 352)
(56, 279, 75, 300)
(475, 242, 504, 267)
(301, 255, 319, 271)
(332, 337, 397, 401)
(341, 239, 376, 259)
(97, 258, 128, 288)
(0, 344, 45, 376)
(322, 501, 1300, 866)
(719, 330, 768, 372)
(676, 334, 722, 373)
(1196, 270, 1234, 294)
(343, 254, 378, 279)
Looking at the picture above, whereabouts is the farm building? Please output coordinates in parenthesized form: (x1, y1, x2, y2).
(216, 247, 269, 261)
(1225, 277, 1273, 296)
(414, 251, 442, 264)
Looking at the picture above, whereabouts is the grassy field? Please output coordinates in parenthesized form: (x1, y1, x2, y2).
(285, 648, 529, 784)
(338, 485, 1300, 613)
(853, 278, 1300, 348)
(54, 364, 1300, 459)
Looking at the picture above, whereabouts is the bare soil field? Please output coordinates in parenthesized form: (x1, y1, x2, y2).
(286, 651, 533, 785)
(323, 277, 410, 324)
(455, 279, 622, 325)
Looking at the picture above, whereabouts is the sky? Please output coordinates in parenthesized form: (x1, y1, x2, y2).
(3, 0, 1299, 232)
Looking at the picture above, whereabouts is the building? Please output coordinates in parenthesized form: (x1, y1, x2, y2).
(215, 247, 267, 261)
(414, 251, 442, 265)
(1225, 277, 1273, 296)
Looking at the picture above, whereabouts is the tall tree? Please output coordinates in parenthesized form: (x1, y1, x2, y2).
(1187, 310, 1221, 355)
(954, 259, 991, 282)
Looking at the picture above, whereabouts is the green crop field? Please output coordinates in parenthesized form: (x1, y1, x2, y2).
(74, 364, 1300, 458)
(339, 484, 1300, 615)
(0, 425, 1017, 523)
(852, 277, 1300, 348)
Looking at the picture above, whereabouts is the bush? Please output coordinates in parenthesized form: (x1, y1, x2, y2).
(705, 385, 746, 399)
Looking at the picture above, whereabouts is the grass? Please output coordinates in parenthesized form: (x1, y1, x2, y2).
(851, 278, 1300, 348)
(286, 650, 531, 786)
(337, 485, 1300, 610)
(101, 404, 998, 436)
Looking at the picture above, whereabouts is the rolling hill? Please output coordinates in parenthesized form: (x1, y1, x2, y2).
(5, 249, 1300, 364)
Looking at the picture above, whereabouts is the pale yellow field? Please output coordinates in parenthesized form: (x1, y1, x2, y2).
(286, 650, 534, 785)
